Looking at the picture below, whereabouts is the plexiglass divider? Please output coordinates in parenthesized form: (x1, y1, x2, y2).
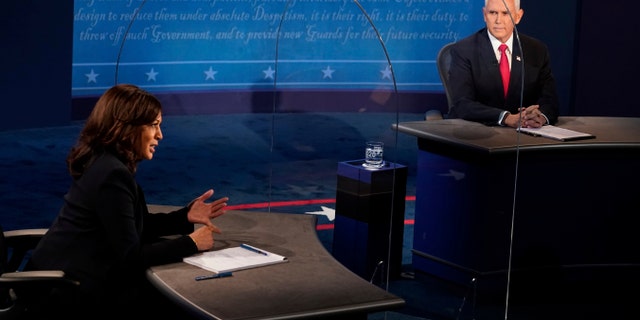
(114, 0, 405, 289)
(272, 0, 401, 291)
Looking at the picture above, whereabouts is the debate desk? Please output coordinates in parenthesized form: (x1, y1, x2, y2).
(145, 208, 404, 320)
(394, 116, 640, 300)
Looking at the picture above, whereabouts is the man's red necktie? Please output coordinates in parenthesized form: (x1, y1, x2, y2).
(499, 44, 509, 97)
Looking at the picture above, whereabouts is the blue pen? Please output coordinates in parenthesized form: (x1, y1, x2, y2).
(195, 272, 233, 281)
(240, 243, 268, 256)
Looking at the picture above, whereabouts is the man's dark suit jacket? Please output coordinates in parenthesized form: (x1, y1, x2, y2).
(27, 151, 197, 310)
(447, 28, 559, 125)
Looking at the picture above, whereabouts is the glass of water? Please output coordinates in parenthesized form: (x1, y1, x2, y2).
(363, 141, 384, 169)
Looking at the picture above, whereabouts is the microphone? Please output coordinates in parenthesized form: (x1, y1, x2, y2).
(455, 277, 476, 320)
(501, 3, 525, 320)
(501, 0, 525, 125)
(369, 260, 384, 283)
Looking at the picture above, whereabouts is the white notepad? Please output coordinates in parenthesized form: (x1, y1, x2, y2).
(517, 125, 595, 141)
(183, 244, 288, 274)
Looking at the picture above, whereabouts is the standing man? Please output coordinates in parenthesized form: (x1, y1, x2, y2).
(447, 0, 559, 128)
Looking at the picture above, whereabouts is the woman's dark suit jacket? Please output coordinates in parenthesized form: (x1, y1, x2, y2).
(447, 28, 560, 125)
(27, 151, 198, 308)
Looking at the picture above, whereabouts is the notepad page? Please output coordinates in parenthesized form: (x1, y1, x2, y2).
(517, 125, 595, 141)
(184, 246, 287, 274)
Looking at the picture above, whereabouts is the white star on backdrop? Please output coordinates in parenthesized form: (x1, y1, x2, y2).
(380, 65, 393, 80)
(204, 66, 218, 80)
(321, 66, 335, 79)
(262, 66, 275, 79)
(146, 68, 159, 81)
(85, 69, 99, 83)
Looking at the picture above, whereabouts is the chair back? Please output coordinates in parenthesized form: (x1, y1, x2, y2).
(437, 42, 455, 112)
(0, 226, 77, 319)
(1, 225, 11, 309)
(0, 225, 7, 274)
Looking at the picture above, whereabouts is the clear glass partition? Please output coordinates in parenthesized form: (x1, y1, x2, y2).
(111, 0, 412, 287)
(271, 0, 403, 289)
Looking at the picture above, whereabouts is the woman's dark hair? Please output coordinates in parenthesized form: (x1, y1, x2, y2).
(67, 84, 162, 178)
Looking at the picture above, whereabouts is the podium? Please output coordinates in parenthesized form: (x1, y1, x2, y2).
(395, 117, 640, 305)
(332, 160, 407, 281)
(146, 209, 405, 319)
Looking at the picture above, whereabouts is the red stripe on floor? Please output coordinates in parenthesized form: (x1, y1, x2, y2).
(226, 198, 336, 210)
(314, 219, 414, 231)
(225, 197, 415, 231)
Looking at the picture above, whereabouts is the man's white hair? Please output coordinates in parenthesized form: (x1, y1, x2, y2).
(486, 0, 521, 10)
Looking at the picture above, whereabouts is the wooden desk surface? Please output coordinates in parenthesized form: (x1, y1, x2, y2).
(146, 208, 404, 320)
(394, 116, 640, 154)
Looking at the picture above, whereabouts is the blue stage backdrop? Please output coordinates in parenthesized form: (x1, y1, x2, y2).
(72, 0, 483, 100)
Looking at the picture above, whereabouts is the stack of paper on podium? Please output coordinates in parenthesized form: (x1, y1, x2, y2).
(517, 125, 595, 141)
(183, 243, 288, 274)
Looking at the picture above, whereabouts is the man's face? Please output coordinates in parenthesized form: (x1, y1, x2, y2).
(483, 0, 523, 43)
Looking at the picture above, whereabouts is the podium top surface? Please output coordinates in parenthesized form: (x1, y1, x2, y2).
(146, 208, 404, 319)
(394, 116, 640, 154)
(338, 160, 407, 184)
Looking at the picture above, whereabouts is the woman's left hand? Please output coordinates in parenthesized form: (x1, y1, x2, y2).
(187, 189, 229, 227)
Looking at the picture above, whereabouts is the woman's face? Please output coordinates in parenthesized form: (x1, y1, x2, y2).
(138, 112, 163, 160)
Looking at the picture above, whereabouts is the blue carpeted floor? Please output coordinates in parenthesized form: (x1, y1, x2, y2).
(1, 112, 628, 320)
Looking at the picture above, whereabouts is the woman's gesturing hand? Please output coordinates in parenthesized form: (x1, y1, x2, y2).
(188, 189, 229, 227)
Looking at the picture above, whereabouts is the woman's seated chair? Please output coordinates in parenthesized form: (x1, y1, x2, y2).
(0, 225, 79, 320)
